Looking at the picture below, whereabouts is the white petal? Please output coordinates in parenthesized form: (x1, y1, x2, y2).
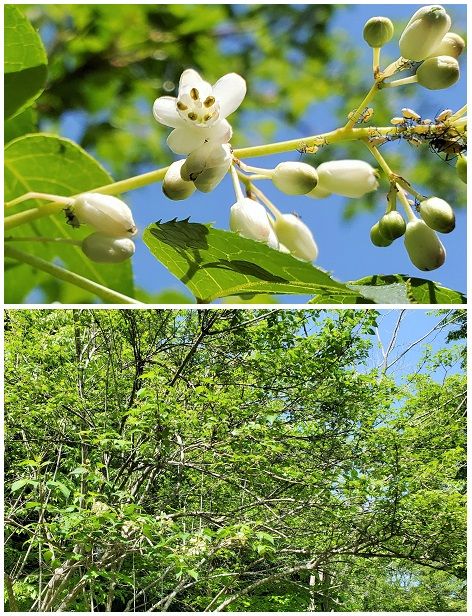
(203, 119, 233, 143)
(212, 73, 247, 118)
(167, 128, 207, 155)
(179, 68, 213, 101)
(153, 97, 184, 128)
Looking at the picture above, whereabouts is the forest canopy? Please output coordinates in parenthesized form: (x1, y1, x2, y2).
(4, 309, 466, 611)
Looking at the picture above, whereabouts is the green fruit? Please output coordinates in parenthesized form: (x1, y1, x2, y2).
(370, 222, 392, 247)
(378, 211, 406, 240)
(456, 155, 467, 184)
(363, 17, 394, 48)
(419, 197, 455, 233)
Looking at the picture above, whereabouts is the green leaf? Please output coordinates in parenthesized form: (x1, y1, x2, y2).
(5, 133, 134, 303)
(4, 5, 48, 119)
(46, 480, 71, 499)
(143, 219, 357, 303)
(11, 478, 36, 492)
(4, 107, 37, 144)
(347, 275, 466, 305)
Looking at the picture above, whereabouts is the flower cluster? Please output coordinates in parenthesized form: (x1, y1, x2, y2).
(154, 69, 246, 195)
(69, 193, 137, 263)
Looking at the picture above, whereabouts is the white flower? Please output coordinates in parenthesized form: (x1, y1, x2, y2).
(163, 160, 197, 200)
(153, 68, 246, 154)
(180, 142, 232, 192)
(272, 213, 318, 261)
(229, 197, 278, 248)
(72, 193, 137, 237)
(81, 233, 135, 263)
(315, 160, 379, 198)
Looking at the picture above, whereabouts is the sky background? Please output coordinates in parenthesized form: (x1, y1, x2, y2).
(55, 3, 467, 303)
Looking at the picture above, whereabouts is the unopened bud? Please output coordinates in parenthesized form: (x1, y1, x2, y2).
(419, 197, 455, 233)
(363, 16, 394, 48)
(428, 31, 465, 59)
(163, 160, 196, 200)
(181, 143, 231, 192)
(404, 219, 446, 270)
(306, 184, 332, 199)
(316, 160, 379, 198)
(81, 233, 135, 263)
(73, 193, 137, 237)
(229, 197, 277, 247)
(456, 155, 467, 184)
(378, 211, 406, 240)
(272, 162, 318, 195)
(370, 222, 392, 247)
(273, 214, 318, 261)
(416, 55, 460, 90)
(399, 5, 451, 61)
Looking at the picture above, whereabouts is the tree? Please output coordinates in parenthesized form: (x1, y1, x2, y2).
(4, 309, 466, 611)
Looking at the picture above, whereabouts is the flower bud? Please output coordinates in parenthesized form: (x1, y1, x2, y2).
(378, 211, 406, 240)
(416, 55, 460, 90)
(370, 222, 392, 247)
(272, 214, 318, 261)
(229, 197, 277, 247)
(181, 143, 231, 192)
(456, 155, 467, 184)
(404, 219, 446, 270)
(363, 17, 394, 48)
(419, 197, 455, 233)
(73, 193, 137, 237)
(428, 32, 465, 59)
(306, 184, 332, 199)
(81, 233, 135, 263)
(316, 160, 379, 198)
(399, 5, 451, 61)
(163, 160, 196, 200)
(272, 161, 318, 195)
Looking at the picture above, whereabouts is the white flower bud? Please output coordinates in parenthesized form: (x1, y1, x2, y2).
(73, 193, 137, 238)
(163, 160, 196, 200)
(229, 197, 276, 246)
(399, 5, 451, 61)
(306, 184, 332, 199)
(81, 233, 135, 263)
(272, 214, 318, 261)
(316, 160, 379, 198)
(419, 197, 455, 233)
(416, 55, 460, 90)
(271, 162, 318, 195)
(181, 142, 231, 193)
(404, 219, 446, 270)
(428, 32, 465, 59)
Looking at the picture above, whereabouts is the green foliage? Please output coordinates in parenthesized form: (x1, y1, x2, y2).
(144, 220, 464, 304)
(4, 5, 48, 119)
(4, 309, 466, 611)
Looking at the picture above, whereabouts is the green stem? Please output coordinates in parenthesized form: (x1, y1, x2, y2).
(5, 245, 141, 304)
(372, 47, 381, 77)
(344, 81, 379, 129)
(4, 166, 168, 231)
(381, 75, 418, 88)
(230, 165, 245, 201)
(250, 185, 279, 219)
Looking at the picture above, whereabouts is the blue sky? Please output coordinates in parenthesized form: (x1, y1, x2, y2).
(56, 4, 467, 303)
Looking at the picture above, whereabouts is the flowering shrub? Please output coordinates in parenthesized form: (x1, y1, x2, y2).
(4, 5, 467, 304)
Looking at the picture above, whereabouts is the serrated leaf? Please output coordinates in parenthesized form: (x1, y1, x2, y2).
(4, 5, 48, 119)
(143, 219, 358, 303)
(347, 275, 466, 305)
(4, 133, 134, 303)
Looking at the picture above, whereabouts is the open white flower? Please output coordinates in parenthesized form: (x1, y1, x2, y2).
(153, 69, 246, 154)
